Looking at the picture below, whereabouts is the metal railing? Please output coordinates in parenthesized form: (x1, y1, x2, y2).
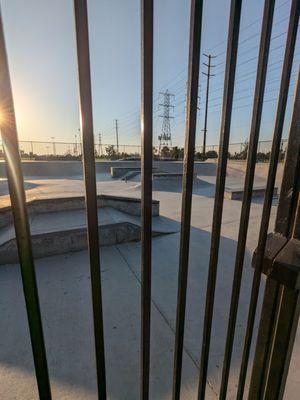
(0, 1, 299, 400)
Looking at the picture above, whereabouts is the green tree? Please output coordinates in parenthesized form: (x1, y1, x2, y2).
(105, 145, 116, 159)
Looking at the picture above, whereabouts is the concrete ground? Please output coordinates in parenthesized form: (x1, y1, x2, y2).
(0, 161, 299, 399)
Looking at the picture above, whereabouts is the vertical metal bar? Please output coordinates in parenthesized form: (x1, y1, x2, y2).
(197, 1, 243, 398)
(0, 7, 51, 400)
(293, 196, 300, 240)
(172, 1, 203, 399)
(73, 1, 106, 398)
(219, 1, 276, 398)
(264, 287, 300, 400)
(140, 1, 153, 398)
(237, 0, 300, 396)
(248, 69, 300, 399)
(275, 68, 300, 238)
(248, 278, 282, 399)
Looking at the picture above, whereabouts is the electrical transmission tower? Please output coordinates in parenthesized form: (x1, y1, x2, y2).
(202, 53, 216, 158)
(158, 90, 174, 152)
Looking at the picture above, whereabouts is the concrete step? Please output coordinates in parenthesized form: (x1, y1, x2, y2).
(0, 206, 179, 264)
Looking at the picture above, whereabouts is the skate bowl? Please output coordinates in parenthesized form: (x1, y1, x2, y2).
(0, 160, 218, 179)
(0, 160, 284, 186)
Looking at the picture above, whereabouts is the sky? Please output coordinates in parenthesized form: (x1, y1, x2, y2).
(1, 0, 299, 150)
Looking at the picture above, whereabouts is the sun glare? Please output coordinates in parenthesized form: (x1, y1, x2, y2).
(0, 108, 7, 129)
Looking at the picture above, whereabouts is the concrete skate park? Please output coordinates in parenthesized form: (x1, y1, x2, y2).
(0, 159, 298, 399)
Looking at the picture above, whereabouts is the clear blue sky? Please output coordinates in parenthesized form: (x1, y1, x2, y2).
(1, 0, 299, 148)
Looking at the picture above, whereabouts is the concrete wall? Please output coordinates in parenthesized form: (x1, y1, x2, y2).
(0, 160, 218, 178)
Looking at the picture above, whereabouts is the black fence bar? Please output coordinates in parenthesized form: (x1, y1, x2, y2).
(275, 70, 300, 238)
(140, 1, 153, 398)
(197, 1, 243, 398)
(218, 0, 275, 398)
(73, 1, 106, 398)
(248, 278, 282, 398)
(0, 8, 52, 400)
(237, 0, 300, 396)
(248, 68, 300, 399)
(172, 1, 203, 399)
(293, 195, 300, 240)
(264, 285, 300, 400)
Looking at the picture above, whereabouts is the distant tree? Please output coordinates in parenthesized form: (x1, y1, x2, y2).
(105, 144, 117, 159)
(160, 146, 171, 159)
(195, 151, 208, 161)
(240, 140, 249, 160)
(230, 140, 248, 160)
(205, 150, 218, 159)
(171, 146, 184, 160)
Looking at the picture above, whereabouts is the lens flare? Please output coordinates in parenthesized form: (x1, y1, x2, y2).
(0, 109, 4, 125)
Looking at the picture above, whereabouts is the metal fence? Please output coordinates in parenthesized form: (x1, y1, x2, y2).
(0, 138, 288, 160)
(0, 1, 299, 400)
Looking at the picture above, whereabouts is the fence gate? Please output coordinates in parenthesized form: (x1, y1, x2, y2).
(0, 0, 299, 399)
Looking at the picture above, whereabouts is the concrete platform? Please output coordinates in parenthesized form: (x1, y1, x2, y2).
(0, 194, 160, 229)
(110, 166, 141, 178)
(224, 185, 278, 200)
(0, 206, 179, 264)
(0, 195, 177, 264)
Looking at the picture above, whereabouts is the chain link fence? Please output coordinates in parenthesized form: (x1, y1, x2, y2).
(0, 139, 288, 161)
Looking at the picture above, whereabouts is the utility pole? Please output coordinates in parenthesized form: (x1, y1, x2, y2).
(115, 119, 119, 153)
(202, 53, 216, 159)
(50, 136, 56, 156)
(74, 132, 78, 156)
(158, 90, 174, 153)
(98, 133, 103, 156)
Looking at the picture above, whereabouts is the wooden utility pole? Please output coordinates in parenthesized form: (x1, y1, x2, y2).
(202, 53, 216, 159)
(98, 133, 103, 156)
(115, 119, 119, 153)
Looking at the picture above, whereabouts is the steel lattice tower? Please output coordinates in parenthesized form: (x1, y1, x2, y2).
(158, 90, 174, 151)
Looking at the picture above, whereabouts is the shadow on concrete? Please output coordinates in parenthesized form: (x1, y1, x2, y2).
(0, 180, 40, 196)
(0, 219, 262, 399)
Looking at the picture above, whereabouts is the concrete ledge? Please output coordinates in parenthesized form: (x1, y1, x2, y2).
(0, 218, 176, 264)
(0, 222, 158, 264)
(0, 194, 159, 229)
(153, 172, 197, 179)
(110, 167, 141, 178)
(224, 186, 278, 200)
